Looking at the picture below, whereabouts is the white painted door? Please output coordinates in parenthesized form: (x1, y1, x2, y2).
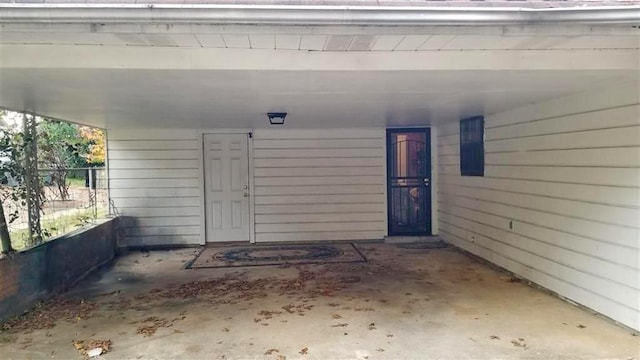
(204, 134, 250, 242)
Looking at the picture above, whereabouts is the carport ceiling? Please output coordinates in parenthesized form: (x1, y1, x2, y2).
(1, 24, 638, 129)
(0, 68, 636, 129)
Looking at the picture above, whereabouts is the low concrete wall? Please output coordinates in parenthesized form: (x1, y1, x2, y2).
(0, 218, 120, 323)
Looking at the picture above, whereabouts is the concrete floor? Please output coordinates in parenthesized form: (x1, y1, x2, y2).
(0, 243, 638, 360)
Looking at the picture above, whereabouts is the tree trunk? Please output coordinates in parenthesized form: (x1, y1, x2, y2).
(0, 198, 13, 254)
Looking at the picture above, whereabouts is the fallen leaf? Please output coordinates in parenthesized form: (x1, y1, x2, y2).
(511, 339, 527, 348)
(299, 347, 309, 355)
(264, 349, 279, 355)
(354, 307, 375, 312)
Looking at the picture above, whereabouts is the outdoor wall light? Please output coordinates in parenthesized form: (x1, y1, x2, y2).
(267, 112, 287, 125)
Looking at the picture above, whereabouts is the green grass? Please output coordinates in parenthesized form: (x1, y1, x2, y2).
(66, 177, 86, 187)
(9, 207, 109, 251)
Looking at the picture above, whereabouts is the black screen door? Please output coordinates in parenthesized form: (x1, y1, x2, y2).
(387, 128, 431, 236)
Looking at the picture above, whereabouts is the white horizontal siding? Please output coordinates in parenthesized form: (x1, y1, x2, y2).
(255, 157, 382, 167)
(252, 128, 386, 242)
(436, 82, 640, 331)
(255, 203, 380, 214)
(108, 129, 203, 247)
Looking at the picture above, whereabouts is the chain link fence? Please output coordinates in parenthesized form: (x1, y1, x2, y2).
(2, 167, 108, 250)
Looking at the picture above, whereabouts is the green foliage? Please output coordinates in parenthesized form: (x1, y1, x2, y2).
(0, 113, 28, 225)
(37, 120, 90, 169)
(37, 120, 102, 200)
(0, 112, 24, 181)
(0, 111, 27, 253)
(0, 112, 107, 252)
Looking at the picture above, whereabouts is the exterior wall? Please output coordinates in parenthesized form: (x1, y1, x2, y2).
(108, 129, 203, 247)
(108, 128, 388, 246)
(436, 82, 640, 330)
(0, 219, 118, 323)
(252, 129, 387, 242)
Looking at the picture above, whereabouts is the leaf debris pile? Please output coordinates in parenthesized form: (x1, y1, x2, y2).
(282, 303, 314, 316)
(134, 314, 186, 337)
(128, 268, 347, 305)
(136, 316, 173, 337)
(254, 310, 283, 323)
(2, 298, 97, 333)
(0, 260, 380, 353)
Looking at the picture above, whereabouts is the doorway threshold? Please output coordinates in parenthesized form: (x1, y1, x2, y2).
(384, 235, 441, 244)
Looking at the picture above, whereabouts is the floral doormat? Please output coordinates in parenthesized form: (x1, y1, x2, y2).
(186, 243, 367, 269)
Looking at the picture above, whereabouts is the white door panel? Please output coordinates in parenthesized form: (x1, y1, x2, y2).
(204, 133, 250, 242)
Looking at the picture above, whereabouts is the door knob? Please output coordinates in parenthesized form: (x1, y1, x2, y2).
(243, 185, 248, 190)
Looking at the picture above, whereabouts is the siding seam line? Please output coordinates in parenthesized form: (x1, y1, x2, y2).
(438, 208, 640, 272)
(436, 192, 640, 230)
(438, 174, 640, 190)
(439, 183, 640, 209)
(436, 201, 638, 249)
(486, 124, 640, 142)
(485, 103, 640, 130)
(438, 227, 640, 314)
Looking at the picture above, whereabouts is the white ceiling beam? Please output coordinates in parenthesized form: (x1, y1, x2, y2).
(1, 23, 637, 36)
(1, 45, 637, 71)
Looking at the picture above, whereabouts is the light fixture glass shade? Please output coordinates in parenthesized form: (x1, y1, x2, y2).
(267, 112, 287, 125)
